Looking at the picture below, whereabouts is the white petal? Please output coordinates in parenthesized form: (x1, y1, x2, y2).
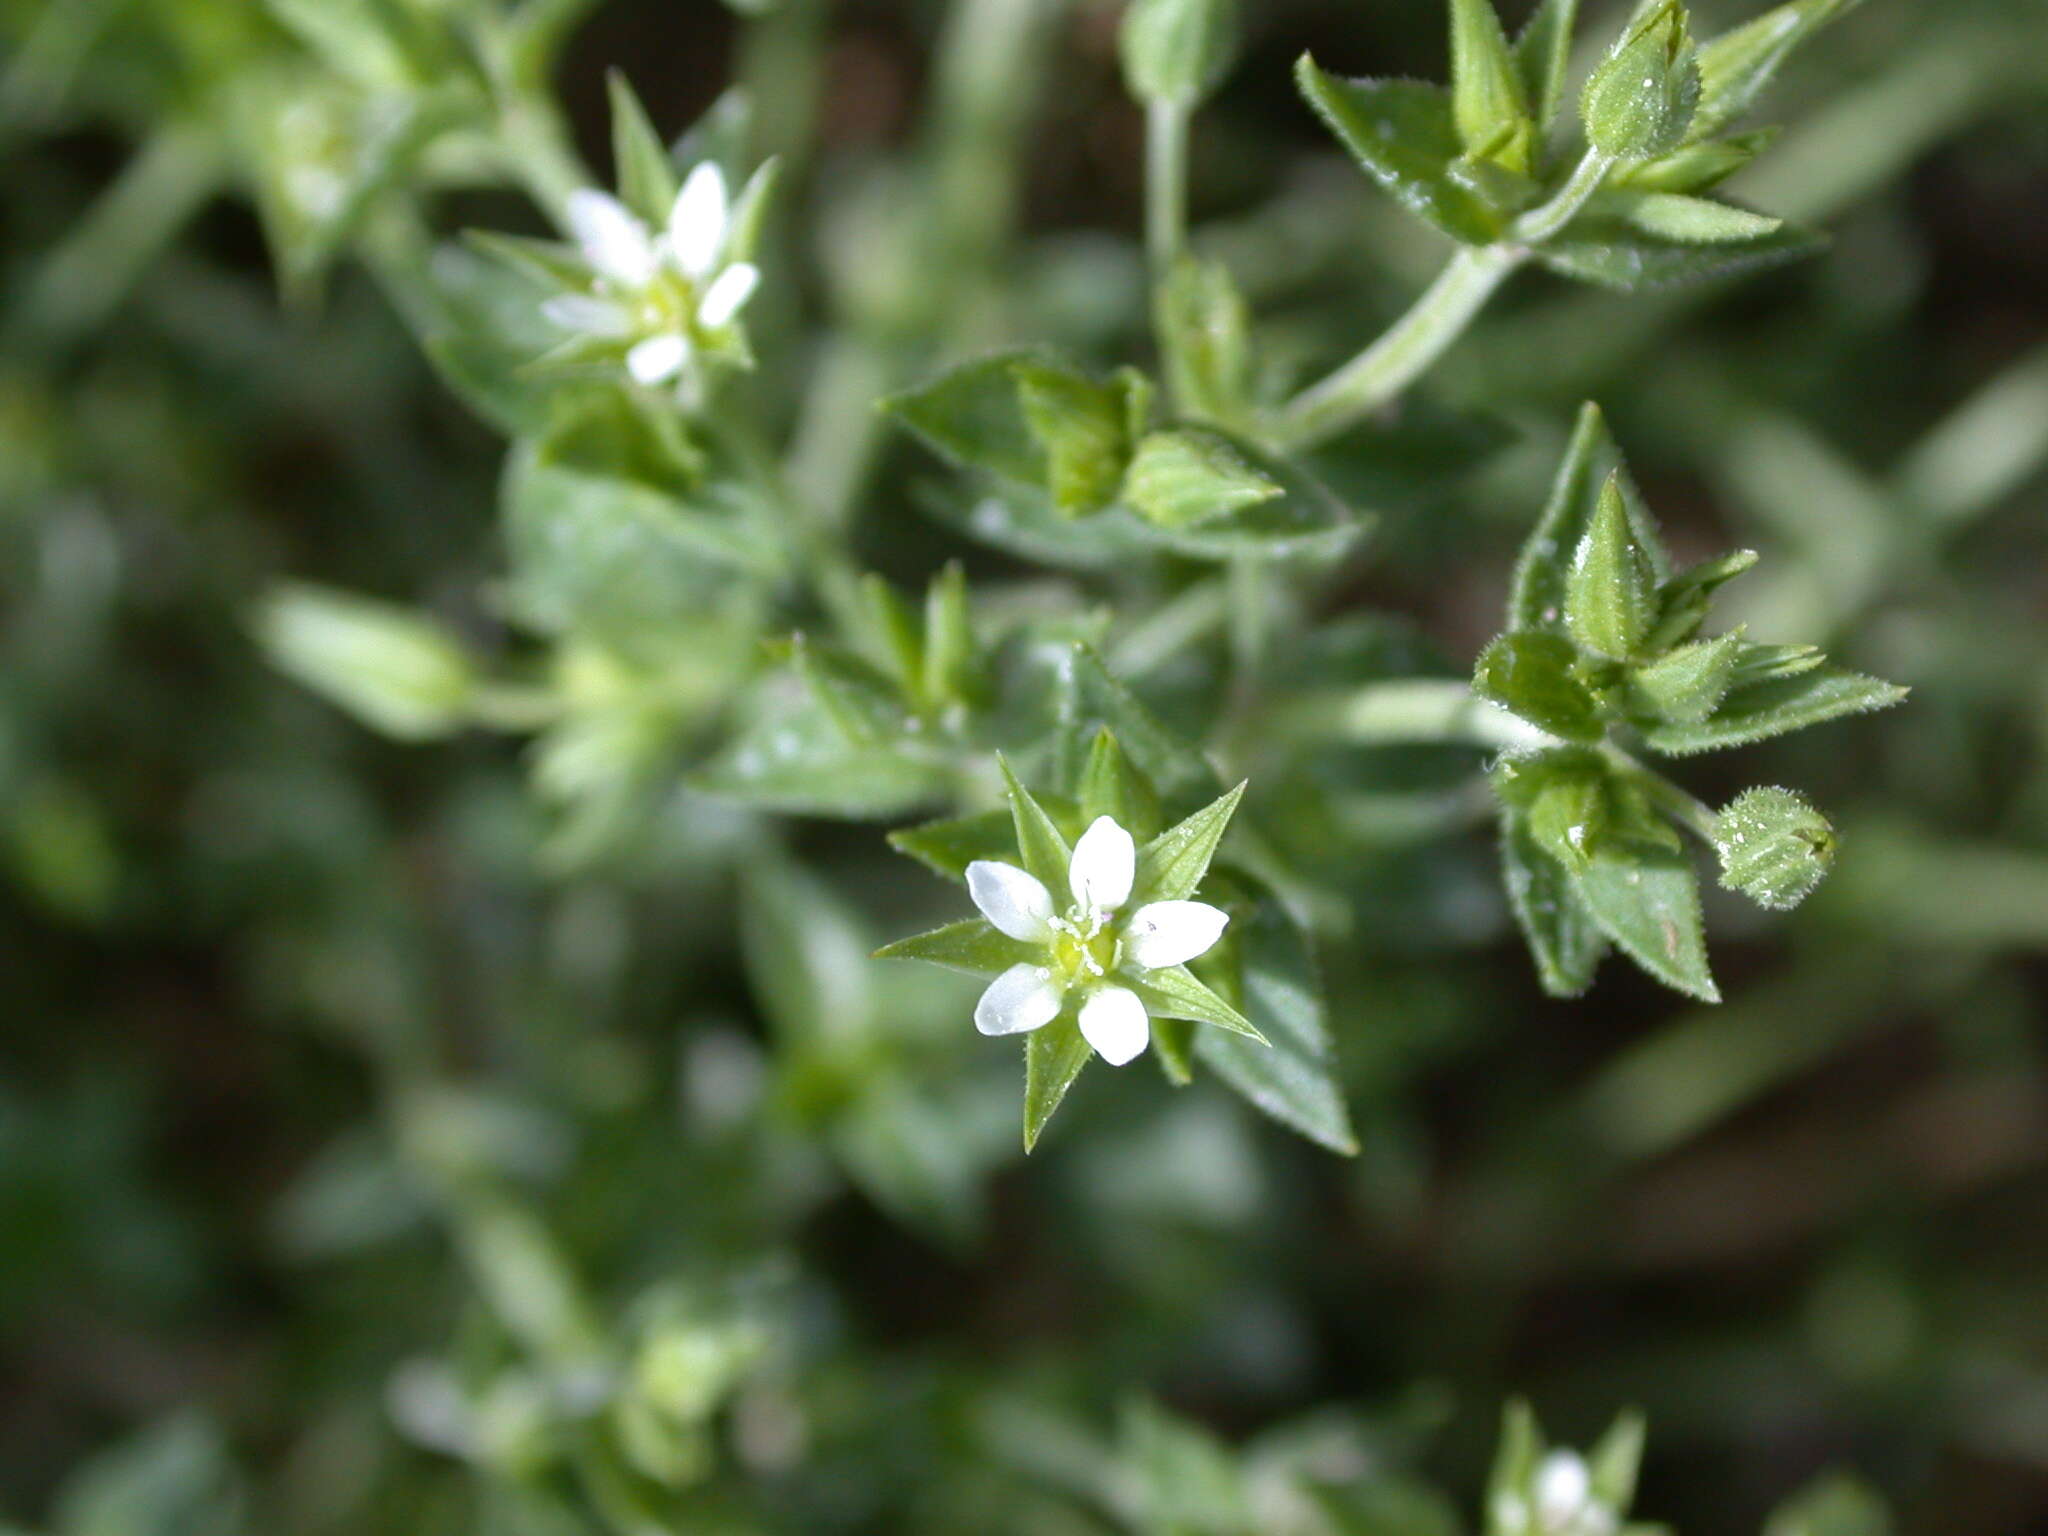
(668, 162, 730, 277)
(1078, 986, 1149, 1066)
(966, 861, 1056, 942)
(1120, 901, 1229, 969)
(697, 262, 760, 328)
(626, 334, 690, 385)
(1535, 1452, 1593, 1529)
(1068, 816, 1135, 913)
(566, 189, 657, 285)
(975, 964, 1062, 1037)
(540, 293, 632, 336)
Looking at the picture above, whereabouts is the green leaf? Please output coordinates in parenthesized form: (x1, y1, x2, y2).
(699, 669, 947, 819)
(607, 71, 679, 224)
(883, 349, 1051, 485)
(1644, 547, 1758, 650)
(1501, 809, 1609, 996)
(1692, 0, 1865, 144)
(1135, 781, 1247, 901)
(1450, 0, 1532, 170)
(1571, 843, 1718, 1002)
(1024, 1017, 1092, 1151)
(1514, 0, 1581, 133)
(1155, 256, 1253, 426)
(744, 857, 874, 1040)
(1125, 965, 1264, 1041)
(258, 584, 474, 742)
(858, 574, 925, 694)
(1078, 730, 1164, 842)
(1487, 1401, 1545, 1518)
(1527, 762, 1613, 869)
(1762, 1474, 1891, 1536)
(922, 562, 983, 709)
(1620, 128, 1777, 194)
(1581, 1, 1700, 161)
(1013, 359, 1136, 517)
(1123, 428, 1282, 529)
(1536, 218, 1826, 290)
(1472, 632, 1604, 741)
(1614, 191, 1783, 243)
(888, 810, 1020, 883)
(1295, 61, 1502, 245)
(1714, 786, 1836, 911)
(1059, 644, 1224, 807)
(1120, 0, 1239, 108)
(1641, 666, 1907, 756)
(874, 920, 1039, 977)
(1193, 899, 1357, 1153)
(1588, 1410, 1647, 1514)
(1511, 402, 1668, 635)
(1000, 755, 1075, 892)
(1625, 629, 1744, 724)
(1567, 474, 1658, 659)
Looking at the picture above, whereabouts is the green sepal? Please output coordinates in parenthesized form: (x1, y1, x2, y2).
(872, 920, 1039, 977)
(1589, 1411, 1648, 1514)
(1613, 192, 1783, 244)
(887, 809, 1019, 883)
(1295, 60, 1503, 245)
(1125, 966, 1265, 1042)
(883, 349, 1051, 486)
(1640, 667, 1907, 756)
(1645, 547, 1759, 650)
(1078, 729, 1164, 843)
(1511, 403, 1668, 635)
(1500, 808, 1609, 997)
(607, 71, 680, 224)
(1023, 1017, 1092, 1152)
(1581, 1, 1701, 162)
(1014, 360, 1139, 518)
(1570, 843, 1718, 1001)
(1535, 219, 1825, 291)
(1120, 0, 1240, 108)
(1487, 1401, 1545, 1518)
(1625, 629, 1744, 725)
(1449, 0, 1533, 172)
(858, 574, 925, 695)
(1135, 781, 1247, 902)
(1514, 0, 1581, 135)
(1728, 642, 1826, 686)
(465, 229, 592, 290)
(1692, 0, 1865, 144)
(1527, 762, 1613, 869)
(1123, 428, 1282, 529)
(999, 755, 1075, 891)
(1155, 256, 1253, 426)
(1473, 632, 1605, 741)
(1619, 129, 1777, 194)
(1566, 474, 1658, 660)
(1714, 786, 1836, 911)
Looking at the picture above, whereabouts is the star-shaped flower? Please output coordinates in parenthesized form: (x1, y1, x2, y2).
(543, 162, 764, 402)
(966, 814, 1232, 1065)
(1488, 1407, 1646, 1536)
(1499, 1452, 1618, 1536)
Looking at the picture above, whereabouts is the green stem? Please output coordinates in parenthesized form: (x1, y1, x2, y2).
(1510, 148, 1615, 245)
(1273, 244, 1523, 451)
(1145, 99, 1191, 280)
(1606, 745, 1721, 844)
(1269, 680, 1552, 753)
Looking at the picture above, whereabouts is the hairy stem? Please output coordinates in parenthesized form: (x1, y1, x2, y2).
(1145, 99, 1191, 280)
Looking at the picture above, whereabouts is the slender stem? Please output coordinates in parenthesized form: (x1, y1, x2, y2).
(1145, 99, 1191, 280)
(1269, 680, 1554, 753)
(1606, 745, 1721, 845)
(1510, 148, 1615, 246)
(1273, 244, 1523, 451)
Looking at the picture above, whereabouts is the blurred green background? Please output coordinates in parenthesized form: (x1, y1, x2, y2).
(3, 1, 2047, 1532)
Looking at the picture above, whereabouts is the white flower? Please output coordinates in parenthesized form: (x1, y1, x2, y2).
(1497, 1452, 1618, 1536)
(545, 162, 763, 399)
(964, 815, 1230, 1067)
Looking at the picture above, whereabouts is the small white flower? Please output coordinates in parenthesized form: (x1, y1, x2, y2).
(963, 815, 1231, 1067)
(1529, 1452, 1618, 1536)
(549, 167, 764, 402)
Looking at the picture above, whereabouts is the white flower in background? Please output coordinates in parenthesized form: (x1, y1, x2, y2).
(1496, 1452, 1620, 1536)
(965, 815, 1230, 1066)
(544, 162, 762, 401)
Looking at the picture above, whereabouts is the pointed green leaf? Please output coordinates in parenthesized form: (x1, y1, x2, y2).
(1450, 0, 1532, 169)
(1571, 843, 1719, 1001)
(1567, 474, 1658, 659)
(1641, 667, 1907, 756)
(921, 561, 981, 709)
(1536, 219, 1826, 290)
(1714, 786, 1836, 911)
(1078, 730, 1164, 842)
(1135, 781, 1247, 901)
(883, 349, 1051, 485)
(259, 584, 475, 742)
(1729, 642, 1826, 685)
(1511, 402, 1623, 634)
(1645, 547, 1759, 650)
(1589, 1411, 1648, 1514)
(1014, 360, 1134, 517)
(859, 574, 924, 693)
(1473, 631, 1605, 741)
(607, 71, 679, 224)
(1023, 1017, 1092, 1151)
(1692, 0, 1865, 143)
(1155, 256, 1253, 425)
(1514, 0, 1581, 132)
(1487, 1401, 1545, 1514)
(1626, 629, 1744, 724)
(888, 810, 1019, 883)
(1528, 764, 1613, 869)
(1124, 428, 1282, 529)
(1126, 965, 1264, 1041)
(874, 920, 1038, 977)
(1616, 191, 1783, 243)
(1000, 756, 1074, 891)
(1295, 59, 1503, 245)
(1061, 644, 1224, 805)
(1501, 809, 1609, 996)
(1621, 129, 1777, 194)
(1193, 900, 1356, 1153)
